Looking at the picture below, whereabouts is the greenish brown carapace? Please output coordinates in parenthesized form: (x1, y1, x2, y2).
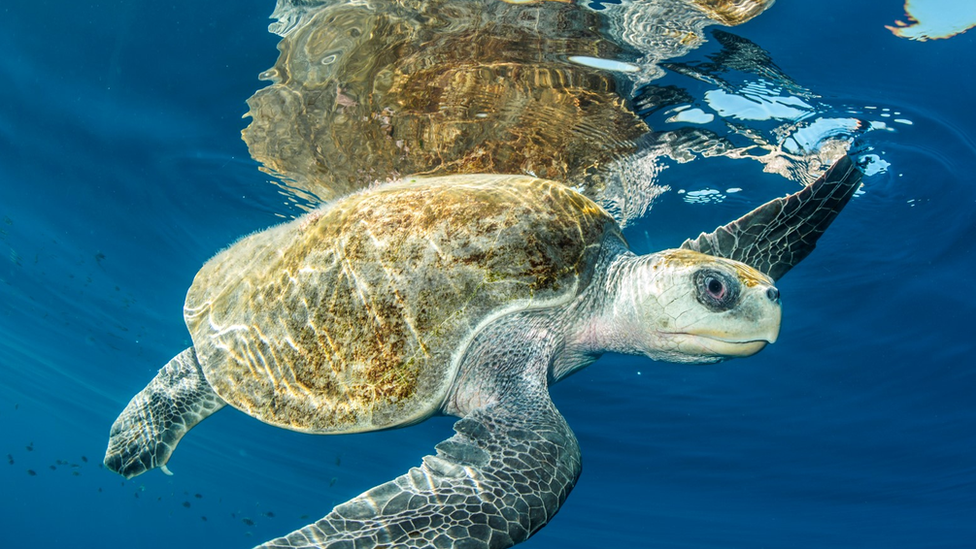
(184, 175, 620, 433)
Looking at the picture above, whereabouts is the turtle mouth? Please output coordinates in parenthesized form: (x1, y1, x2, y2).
(665, 332, 774, 358)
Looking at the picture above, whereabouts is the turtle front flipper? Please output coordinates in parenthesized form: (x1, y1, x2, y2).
(681, 154, 862, 280)
(255, 396, 581, 549)
(104, 347, 226, 479)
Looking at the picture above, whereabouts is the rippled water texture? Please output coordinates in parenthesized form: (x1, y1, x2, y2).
(243, 0, 784, 224)
(1, 0, 975, 548)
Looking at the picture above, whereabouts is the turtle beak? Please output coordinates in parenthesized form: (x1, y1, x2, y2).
(759, 284, 781, 344)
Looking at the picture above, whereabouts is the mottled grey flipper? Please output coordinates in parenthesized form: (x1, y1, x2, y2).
(256, 395, 581, 549)
(104, 347, 226, 479)
(681, 154, 861, 280)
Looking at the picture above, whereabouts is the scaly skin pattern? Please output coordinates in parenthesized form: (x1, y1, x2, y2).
(183, 175, 621, 434)
(103, 348, 225, 479)
(681, 154, 861, 281)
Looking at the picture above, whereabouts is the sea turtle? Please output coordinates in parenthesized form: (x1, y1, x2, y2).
(105, 155, 860, 549)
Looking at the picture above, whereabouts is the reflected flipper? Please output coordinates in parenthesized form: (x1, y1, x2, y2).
(681, 154, 862, 280)
(256, 396, 581, 549)
(104, 347, 226, 479)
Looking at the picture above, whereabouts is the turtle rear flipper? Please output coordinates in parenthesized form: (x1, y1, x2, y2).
(256, 393, 581, 549)
(104, 347, 226, 479)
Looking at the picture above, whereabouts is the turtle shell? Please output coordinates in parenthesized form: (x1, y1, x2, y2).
(184, 175, 621, 433)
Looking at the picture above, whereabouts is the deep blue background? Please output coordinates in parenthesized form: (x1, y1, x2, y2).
(1, 1, 974, 547)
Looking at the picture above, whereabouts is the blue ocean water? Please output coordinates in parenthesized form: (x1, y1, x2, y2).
(1, 0, 975, 547)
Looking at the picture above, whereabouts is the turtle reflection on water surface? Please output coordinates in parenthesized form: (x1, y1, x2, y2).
(242, 0, 776, 219)
(244, 0, 646, 204)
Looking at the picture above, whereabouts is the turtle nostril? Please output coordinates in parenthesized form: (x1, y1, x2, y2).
(766, 286, 780, 302)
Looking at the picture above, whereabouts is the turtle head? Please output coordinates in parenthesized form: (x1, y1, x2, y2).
(572, 249, 781, 367)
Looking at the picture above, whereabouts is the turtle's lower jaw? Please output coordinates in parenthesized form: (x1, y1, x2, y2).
(663, 332, 775, 359)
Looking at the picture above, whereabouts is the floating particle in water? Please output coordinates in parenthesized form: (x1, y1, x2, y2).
(299, 514, 309, 520)
(335, 455, 341, 466)
(25, 442, 33, 452)
(81, 456, 88, 463)
(95, 252, 105, 265)
(49, 465, 57, 471)
(134, 493, 140, 498)
(194, 493, 202, 499)
(27, 469, 36, 476)
(6, 454, 13, 465)
(71, 463, 80, 468)
(242, 518, 255, 526)
(201, 516, 208, 522)
(98, 488, 103, 493)
(182, 501, 191, 508)
(329, 477, 337, 487)
(264, 511, 275, 518)
(72, 471, 80, 477)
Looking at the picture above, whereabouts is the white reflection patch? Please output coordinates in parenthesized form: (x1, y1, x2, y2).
(704, 87, 814, 121)
(567, 56, 640, 73)
(887, 0, 976, 41)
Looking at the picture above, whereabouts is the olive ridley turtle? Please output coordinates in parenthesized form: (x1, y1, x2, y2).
(105, 155, 860, 548)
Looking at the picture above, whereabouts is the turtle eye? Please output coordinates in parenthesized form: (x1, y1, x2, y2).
(694, 269, 739, 311)
(705, 276, 726, 301)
